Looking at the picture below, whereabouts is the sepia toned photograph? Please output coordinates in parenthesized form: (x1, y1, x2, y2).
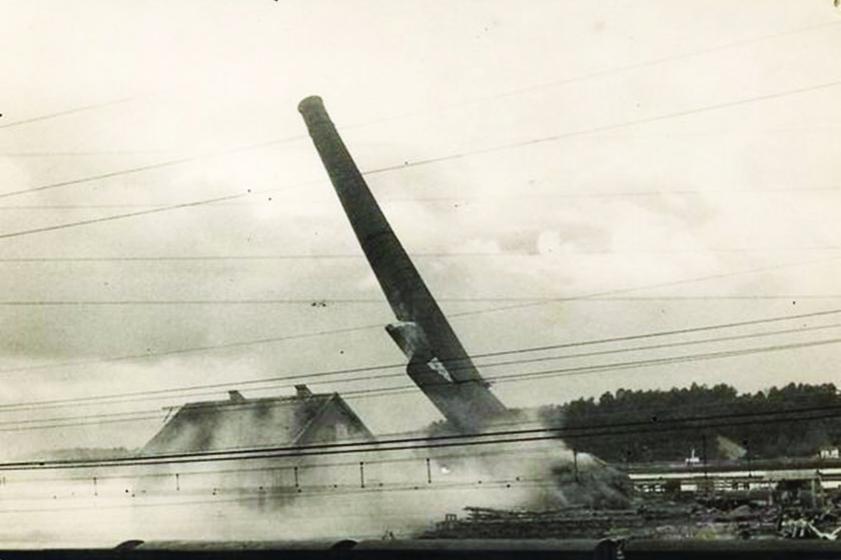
(1, 1, 840, 558)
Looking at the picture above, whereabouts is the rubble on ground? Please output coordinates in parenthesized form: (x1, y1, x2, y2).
(420, 491, 841, 541)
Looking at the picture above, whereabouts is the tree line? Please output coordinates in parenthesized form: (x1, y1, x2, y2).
(538, 382, 841, 463)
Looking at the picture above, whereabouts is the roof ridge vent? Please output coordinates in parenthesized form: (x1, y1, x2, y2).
(295, 384, 313, 398)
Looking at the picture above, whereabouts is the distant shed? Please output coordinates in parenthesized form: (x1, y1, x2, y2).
(142, 384, 374, 454)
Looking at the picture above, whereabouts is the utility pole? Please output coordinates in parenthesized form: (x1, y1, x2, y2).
(744, 439, 752, 481)
(702, 434, 709, 496)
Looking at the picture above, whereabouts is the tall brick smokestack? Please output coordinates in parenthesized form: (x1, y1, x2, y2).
(298, 96, 510, 432)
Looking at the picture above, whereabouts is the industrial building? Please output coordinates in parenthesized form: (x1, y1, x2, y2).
(142, 385, 374, 454)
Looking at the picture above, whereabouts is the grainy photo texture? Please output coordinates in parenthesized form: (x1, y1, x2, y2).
(0, 2, 840, 559)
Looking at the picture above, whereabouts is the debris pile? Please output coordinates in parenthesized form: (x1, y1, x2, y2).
(421, 494, 841, 541)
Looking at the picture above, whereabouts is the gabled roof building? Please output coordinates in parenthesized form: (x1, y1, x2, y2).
(142, 385, 374, 454)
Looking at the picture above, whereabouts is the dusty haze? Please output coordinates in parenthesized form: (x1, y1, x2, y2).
(0, 0, 839, 503)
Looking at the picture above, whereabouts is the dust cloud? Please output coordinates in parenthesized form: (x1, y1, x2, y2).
(0, 430, 630, 547)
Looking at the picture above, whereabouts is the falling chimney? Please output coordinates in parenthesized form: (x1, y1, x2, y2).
(295, 384, 313, 398)
(298, 96, 510, 432)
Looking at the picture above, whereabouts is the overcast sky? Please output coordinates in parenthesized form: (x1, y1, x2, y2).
(0, 0, 839, 456)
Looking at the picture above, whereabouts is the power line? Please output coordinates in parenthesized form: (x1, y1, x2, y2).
(2, 17, 832, 152)
(0, 214, 836, 380)
(362, 78, 841, 177)
(298, 335, 841, 406)
(0, 302, 838, 388)
(0, 320, 387, 378)
(0, 204, 209, 210)
(8, 409, 841, 471)
(0, 135, 307, 201)
(486, 336, 841, 386)
(377, 188, 841, 200)
(0, 478, 559, 516)
(3, 184, 841, 213)
(0, 255, 835, 429)
(462, 305, 841, 359)
(0, 193, 247, 241)
(8, 387, 839, 472)
(0, 295, 838, 306)
(1, 248, 841, 262)
(472, 321, 841, 373)
(0, 302, 838, 423)
(2, 77, 840, 242)
(0, 150, 178, 157)
(0, 19, 835, 211)
(447, 254, 841, 321)
(0, 414, 163, 433)
(0, 98, 132, 130)
(2, 17, 829, 160)
(1, 325, 839, 429)
(353, 335, 841, 396)
(2, 402, 840, 471)
(196, 333, 841, 396)
(338, 20, 841, 129)
(10, 445, 555, 483)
